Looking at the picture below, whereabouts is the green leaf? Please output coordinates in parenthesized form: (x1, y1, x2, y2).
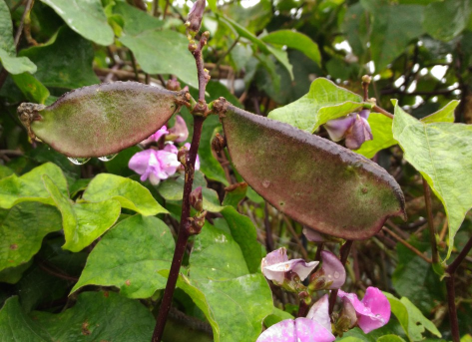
(377, 335, 407, 342)
(354, 113, 397, 158)
(0, 0, 15, 55)
(11, 72, 50, 104)
(0, 48, 37, 75)
(392, 100, 471, 258)
(43, 175, 121, 252)
(0, 202, 62, 271)
(0, 260, 32, 284)
(119, 29, 198, 88)
(173, 271, 273, 342)
(71, 215, 175, 298)
(0, 296, 52, 341)
(222, 182, 247, 207)
(384, 292, 441, 341)
(190, 222, 250, 281)
(40, 0, 114, 45)
(342, 3, 370, 58)
(0, 162, 68, 209)
(266, 45, 294, 79)
(82, 173, 167, 216)
(222, 101, 405, 240)
(19, 27, 100, 89)
(420, 100, 458, 124)
(423, 0, 472, 41)
(0, 165, 13, 179)
(113, 1, 163, 35)
(220, 206, 263, 274)
(32, 291, 155, 341)
(261, 30, 321, 65)
(268, 78, 363, 132)
(362, 1, 424, 71)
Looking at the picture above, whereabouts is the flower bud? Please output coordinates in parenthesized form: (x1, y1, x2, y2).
(186, 0, 206, 35)
(166, 78, 181, 91)
(190, 186, 203, 212)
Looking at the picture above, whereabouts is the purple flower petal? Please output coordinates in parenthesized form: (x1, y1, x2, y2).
(324, 115, 355, 142)
(263, 259, 318, 284)
(256, 318, 335, 342)
(306, 294, 331, 331)
(359, 109, 370, 120)
(141, 125, 169, 145)
(320, 251, 346, 289)
(302, 228, 325, 242)
(168, 115, 189, 142)
(129, 149, 156, 175)
(337, 287, 390, 333)
(345, 115, 373, 150)
(156, 149, 180, 178)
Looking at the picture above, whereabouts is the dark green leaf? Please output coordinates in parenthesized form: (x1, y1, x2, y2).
(0, 48, 36, 74)
(43, 175, 121, 252)
(392, 100, 471, 258)
(32, 291, 155, 341)
(40, 0, 114, 45)
(11, 72, 50, 104)
(71, 215, 175, 298)
(268, 78, 363, 132)
(423, 0, 472, 41)
(0, 202, 62, 271)
(0, 260, 32, 284)
(0, 0, 15, 55)
(113, 1, 163, 35)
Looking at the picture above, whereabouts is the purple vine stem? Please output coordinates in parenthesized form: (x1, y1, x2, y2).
(445, 235, 472, 342)
(152, 30, 210, 342)
(328, 240, 353, 315)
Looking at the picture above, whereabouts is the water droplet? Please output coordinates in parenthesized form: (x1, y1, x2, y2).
(68, 157, 90, 165)
(262, 180, 271, 188)
(333, 271, 340, 279)
(98, 153, 118, 162)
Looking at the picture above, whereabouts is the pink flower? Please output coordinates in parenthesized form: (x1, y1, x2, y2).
(337, 287, 391, 333)
(257, 295, 334, 342)
(128, 147, 180, 185)
(310, 251, 346, 290)
(168, 115, 189, 142)
(141, 125, 169, 145)
(261, 248, 318, 285)
(324, 109, 373, 150)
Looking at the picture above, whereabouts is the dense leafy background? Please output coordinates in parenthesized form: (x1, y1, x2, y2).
(0, 0, 471, 341)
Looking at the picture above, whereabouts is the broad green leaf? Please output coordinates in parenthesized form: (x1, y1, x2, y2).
(189, 274, 273, 342)
(263, 307, 294, 328)
(261, 30, 321, 65)
(392, 100, 470, 258)
(354, 113, 397, 158)
(82, 173, 167, 216)
(11, 72, 50, 104)
(220, 206, 263, 274)
(377, 336, 407, 342)
(0, 0, 15, 55)
(0, 202, 62, 271)
(420, 100, 458, 123)
(342, 3, 370, 58)
(43, 175, 121, 252)
(218, 15, 293, 79)
(119, 29, 198, 88)
(190, 222, 249, 281)
(32, 291, 155, 341)
(423, 0, 472, 41)
(222, 182, 247, 207)
(19, 27, 100, 89)
(222, 101, 405, 240)
(0, 165, 13, 179)
(0, 162, 68, 209)
(268, 78, 363, 132)
(362, 0, 424, 71)
(0, 260, 32, 284)
(40, 0, 114, 45)
(0, 48, 37, 75)
(26, 82, 181, 158)
(113, 1, 163, 35)
(71, 215, 175, 298)
(0, 296, 52, 341)
(384, 293, 441, 341)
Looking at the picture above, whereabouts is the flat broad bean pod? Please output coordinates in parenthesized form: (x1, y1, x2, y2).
(18, 81, 189, 158)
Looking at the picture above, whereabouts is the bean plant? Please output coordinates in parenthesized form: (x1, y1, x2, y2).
(0, 0, 471, 342)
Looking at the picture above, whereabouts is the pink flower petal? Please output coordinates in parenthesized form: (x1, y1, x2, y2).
(168, 115, 189, 142)
(129, 149, 156, 175)
(320, 251, 346, 289)
(302, 228, 325, 242)
(337, 287, 390, 333)
(141, 125, 169, 145)
(256, 318, 335, 342)
(306, 294, 331, 331)
(325, 115, 355, 142)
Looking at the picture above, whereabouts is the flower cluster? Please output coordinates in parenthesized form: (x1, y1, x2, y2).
(324, 109, 373, 150)
(129, 115, 199, 185)
(257, 247, 391, 341)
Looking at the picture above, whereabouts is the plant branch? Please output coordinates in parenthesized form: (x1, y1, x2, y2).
(373, 105, 394, 119)
(423, 178, 439, 264)
(383, 226, 432, 263)
(14, 0, 34, 47)
(328, 240, 353, 315)
(152, 116, 205, 342)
